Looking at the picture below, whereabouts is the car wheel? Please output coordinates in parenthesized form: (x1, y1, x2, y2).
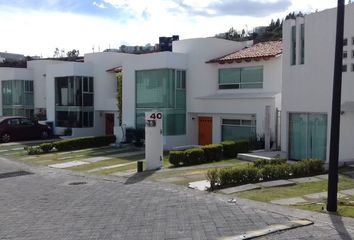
(41, 131, 49, 139)
(1, 133, 11, 143)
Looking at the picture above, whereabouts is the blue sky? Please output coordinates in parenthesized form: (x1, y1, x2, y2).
(0, 0, 338, 57)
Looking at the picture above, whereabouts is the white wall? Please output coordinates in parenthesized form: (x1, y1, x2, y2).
(173, 38, 282, 146)
(28, 60, 63, 110)
(281, 3, 354, 162)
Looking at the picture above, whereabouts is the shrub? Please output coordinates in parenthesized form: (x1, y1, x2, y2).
(254, 158, 287, 168)
(39, 143, 53, 153)
(201, 144, 223, 162)
(184, 148, 204, 166)
(206, 169, 219, 190)
(169, 151, 185, 167)
(53, 135, 116, 152)
(63, 128, 72, 136)
(291, 159, 324, 178)
(25, 146, 41, 155)
(217, 165, 261, 188)
(261, 164, 292, 181)
(221, 141, 237, 158)
(206, 159, 324, 189)
(235, 140, 250, 154)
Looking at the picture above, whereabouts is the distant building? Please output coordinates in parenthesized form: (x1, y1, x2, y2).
(0, 52, 25, 63)
(159, 35, 179, 51)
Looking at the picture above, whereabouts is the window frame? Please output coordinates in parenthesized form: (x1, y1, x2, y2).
(218, 66, 263, 90)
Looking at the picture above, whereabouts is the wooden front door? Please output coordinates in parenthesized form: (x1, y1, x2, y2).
(198, 117, 212, 145)
(105, 113, 114, 135)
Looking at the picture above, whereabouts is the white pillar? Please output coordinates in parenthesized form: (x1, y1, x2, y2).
(145, 112, 163, 170)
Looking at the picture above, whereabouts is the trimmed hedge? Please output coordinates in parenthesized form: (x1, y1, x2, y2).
(184, 148, 205, 166)
(221, 141, 237, 158)
(206, 159, 324, 190)
(254, 158, 287, 168)
(53, 135, 116, 151)
(201, 144, 223, 162)
(169, 150, 186, 167)
(221, 140, 250, 158)
(39, 143, 54, 153)
(25, 135, 116, 155)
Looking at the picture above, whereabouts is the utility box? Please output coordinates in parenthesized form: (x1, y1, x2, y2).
(145, 112, 163, 170)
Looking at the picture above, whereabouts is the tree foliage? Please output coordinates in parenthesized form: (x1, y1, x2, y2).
(215, 11, 305, 42)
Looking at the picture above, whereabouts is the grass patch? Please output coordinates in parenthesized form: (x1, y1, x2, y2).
(95, 164, 137, 175)
(234, 176, 354, 202)
(66, 158, 133, 172)
(293, 195, 354, 218)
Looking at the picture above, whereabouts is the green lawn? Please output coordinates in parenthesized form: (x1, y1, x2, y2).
(232, 175, 354, 218)
(293, 195, 354, 218)
(234, 176, 354, 202)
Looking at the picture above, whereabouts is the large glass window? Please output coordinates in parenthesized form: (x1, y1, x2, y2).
(135, 69, 186, 136)
(55, 76, 94, 128)
(291, 25, 296, 65)
(221, 118, 256, 141)
(300, 24, 305, 64)
(289, 113, 327, 161)
(218, 67, 263, 89)
(1, 80, 34, 118)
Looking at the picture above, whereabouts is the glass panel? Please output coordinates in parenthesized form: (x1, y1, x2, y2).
(219, 84, 239, 89)
(289, 113, 327, 161)
(136, 69, 175, 108)
(308, 114, 327, 160)
(83, 93, 93, 106)
(289, 113, 308, 160)
(222, 125, 255, 141)
(219, 68, 241, 84)
(222, 119, 241, 125)
(176, 89, 186, 109)
(83, 77, 88, 92)
(89, 77, 94, 92)
(241, 67, 263, 83)
(291, 25, 296, 65)
(240, 83, 263, 89)
(300, 24, 305, 64)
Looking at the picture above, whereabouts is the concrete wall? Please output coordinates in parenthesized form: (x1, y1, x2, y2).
(281, 3, 354, 163)
(28, 60, 63, 110)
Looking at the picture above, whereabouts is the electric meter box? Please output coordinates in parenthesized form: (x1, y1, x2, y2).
(145, 112, 163, 170)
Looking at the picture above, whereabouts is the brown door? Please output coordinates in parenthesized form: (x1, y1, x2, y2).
(198, 117, 212, 145)
(105, 113, 114, 135)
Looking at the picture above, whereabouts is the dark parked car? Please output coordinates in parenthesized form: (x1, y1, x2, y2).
(0, 116, 52, 143)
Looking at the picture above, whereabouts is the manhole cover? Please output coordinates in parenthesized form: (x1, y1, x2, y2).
(0, 171, 33, 179)
(68, 181, 87, 186)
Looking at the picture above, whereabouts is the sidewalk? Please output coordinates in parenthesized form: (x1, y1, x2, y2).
(0, 156, 353, 239)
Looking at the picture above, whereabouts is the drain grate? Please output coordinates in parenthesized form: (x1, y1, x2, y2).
(68, 181, 87, 186)
(0, 171, 33, 179)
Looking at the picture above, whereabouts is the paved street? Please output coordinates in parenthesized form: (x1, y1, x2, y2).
(0, 157, 354, 240)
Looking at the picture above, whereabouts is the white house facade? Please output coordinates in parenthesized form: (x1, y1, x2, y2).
(281, 3, 354, 163)
(0, 37, 283, 149)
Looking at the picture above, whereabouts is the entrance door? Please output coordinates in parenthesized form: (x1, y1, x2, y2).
(105, 113, 114, 135)
(198, 117, 212, 145)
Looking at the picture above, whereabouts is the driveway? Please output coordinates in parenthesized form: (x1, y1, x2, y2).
(0, 157, 353, 240)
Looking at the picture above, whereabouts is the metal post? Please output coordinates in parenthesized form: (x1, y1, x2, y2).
(327, 0, 345, 212)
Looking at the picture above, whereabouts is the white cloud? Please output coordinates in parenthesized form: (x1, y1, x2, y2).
(93, 1, 106, 9)
(0, 0, 343, 57)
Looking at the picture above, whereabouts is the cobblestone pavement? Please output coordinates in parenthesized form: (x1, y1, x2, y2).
(0, 157, 354, 240)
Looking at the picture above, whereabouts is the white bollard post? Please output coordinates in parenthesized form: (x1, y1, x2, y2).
(145, 112, 163, 170)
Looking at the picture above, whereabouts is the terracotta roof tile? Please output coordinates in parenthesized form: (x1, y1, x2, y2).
(208, 41, 282, 64)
